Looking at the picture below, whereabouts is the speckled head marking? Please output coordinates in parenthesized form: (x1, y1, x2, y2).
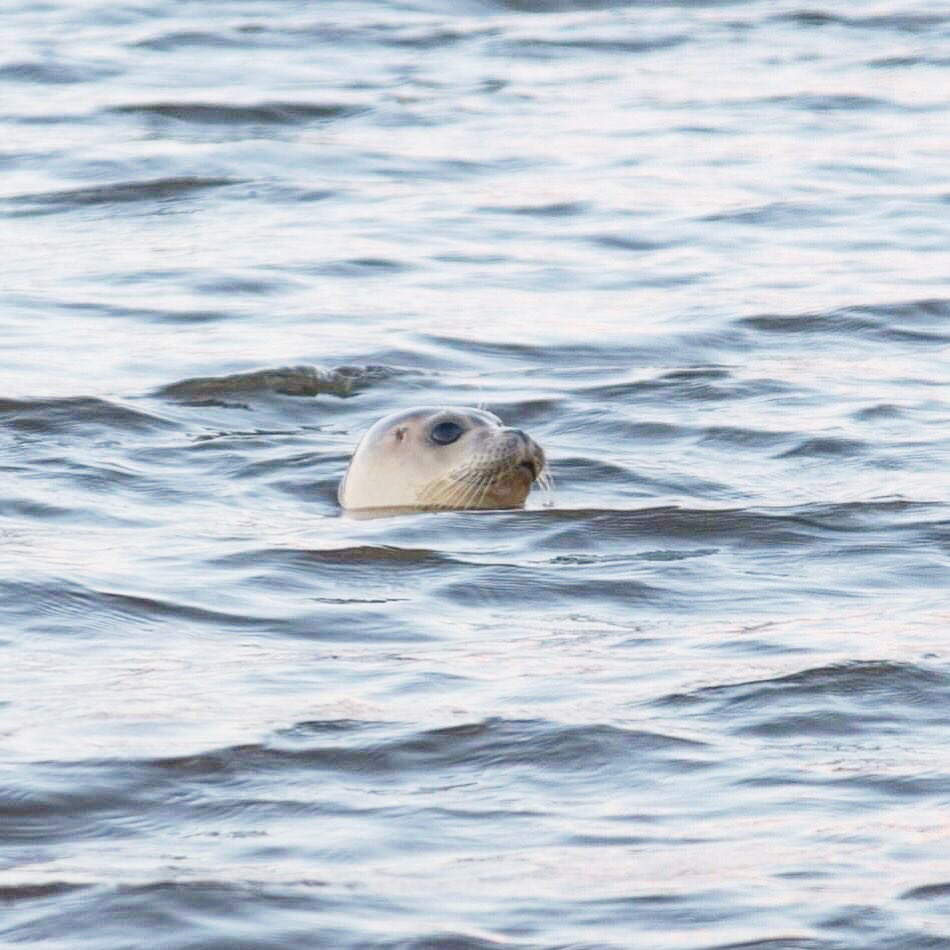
(338, 407, 547, 511)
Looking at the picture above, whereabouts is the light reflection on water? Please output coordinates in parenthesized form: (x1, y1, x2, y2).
(2, 0, 949, 947)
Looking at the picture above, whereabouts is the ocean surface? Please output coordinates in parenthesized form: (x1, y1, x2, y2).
(2, 0, 949, 947)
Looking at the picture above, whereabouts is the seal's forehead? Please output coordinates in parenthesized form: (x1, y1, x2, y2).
(363, 406, 502, 440)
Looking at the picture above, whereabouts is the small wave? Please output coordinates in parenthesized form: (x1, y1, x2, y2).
(5, 177, 239, 215)
(494, 33, 687, 56)
(0, 881, 90, 902)
(0, 580, 273, 634)
(0, 60, 115, 84)
(591, 233, 670, 252)
(518, 502, 945, 548)
(762, 93, 905, 112)
(657, 660, 950, 736)
(738, 299, 950, 345)
(0, 397, 176, 435)
(111, 101, 363, 125)
(144, 718, 706, 780)
(490, 0, 695, 11)
(131, 30, 252, 51)
(901, 882, 950, 900)
(156, 364, 406, 404)
(777, 437, 867, 459)
(776, 11, 947, 33)
(481, 199, 590, 217)
(308, 257, 413, 277)
(700, 201, 829, 226)
(581, 367, 792, 403)
(214, 545, 454, 570)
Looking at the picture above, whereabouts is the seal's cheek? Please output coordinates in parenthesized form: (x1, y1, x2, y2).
(479, 469, 533, 509)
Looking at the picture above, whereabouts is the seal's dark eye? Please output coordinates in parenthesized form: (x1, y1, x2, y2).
(430, 420, 465, 445)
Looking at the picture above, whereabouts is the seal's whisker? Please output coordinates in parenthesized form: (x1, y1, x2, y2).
(479, 470, 503, 509)
(535, 463, 555, 507)
(469, 473, 493, 509)
(441, 475, 475, 510)
(434, 467, 485, 510)
(460, 470, 492, 510)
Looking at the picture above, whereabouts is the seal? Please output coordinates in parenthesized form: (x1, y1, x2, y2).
(339, 407, 547, 511)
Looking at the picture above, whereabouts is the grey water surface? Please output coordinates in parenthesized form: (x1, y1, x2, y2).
(2, 0, 949, 947)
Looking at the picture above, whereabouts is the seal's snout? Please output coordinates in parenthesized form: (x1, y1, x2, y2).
(505, 428, 545, 482)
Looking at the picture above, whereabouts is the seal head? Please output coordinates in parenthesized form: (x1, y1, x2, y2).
(339, 407, 546, 511)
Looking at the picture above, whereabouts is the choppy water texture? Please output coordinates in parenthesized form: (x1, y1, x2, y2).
(2, 0, 949, 946)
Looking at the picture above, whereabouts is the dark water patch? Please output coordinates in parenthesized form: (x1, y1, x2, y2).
(701, 201, 829, 226)
(477, 397, 563, 428)
(189, 274, 300, 296)
(738, 300, 950, 345)
(577, 890, 752, 929)
(5, 177, 239, 215)
(146, 718, 706, 782)
(492, 0, 727, 10)
(548, 454, 735, 501)
(526, 506, 815, 547)
(853, 297, 950, 323)
(383, 26, 500, 49)
(0, 60, 116, 84)
(1, 879, 346, 949)
(366, 937, 531, 950)
(902, 882, 950, 900)
(51, 299, 237, 324)
(852, 404, 905, 421)
(0, 580, 275, 636)
(581, 367, 793, 403)
(364, 153, 532, 181)
(435, 565, 665, 607)
(0, 498, 75, 520)
(0, 881, 90, 903)
(657, 661, 950, 731)
(699, 426, 792, 449)
(0, 578, 426, 643)
(309, 257, 413, 277)
(785, 500, 943, 532)
(764, 93, 903, 112)
(131, 30, 254, 50)
(481, 199, 591, 216)
(224, 447, 342, 482)
(776, 11, 948, 33)
(4, 454, 177, 502)
(421, 333, 669, 369)
(246, 182, 337, 205)
(705, 941, 834, 950)
(212, 545, 457, 592)
(0, 397, 177, 435)
(869, 54, 950, 68)
(592, 233, 670, 252)
(112, 101, 363, 125)
(157, 365, 407, 404)
(0, 769, 156, 844)
(495, 33, 687, 56)
(777, 437, 867, 459)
